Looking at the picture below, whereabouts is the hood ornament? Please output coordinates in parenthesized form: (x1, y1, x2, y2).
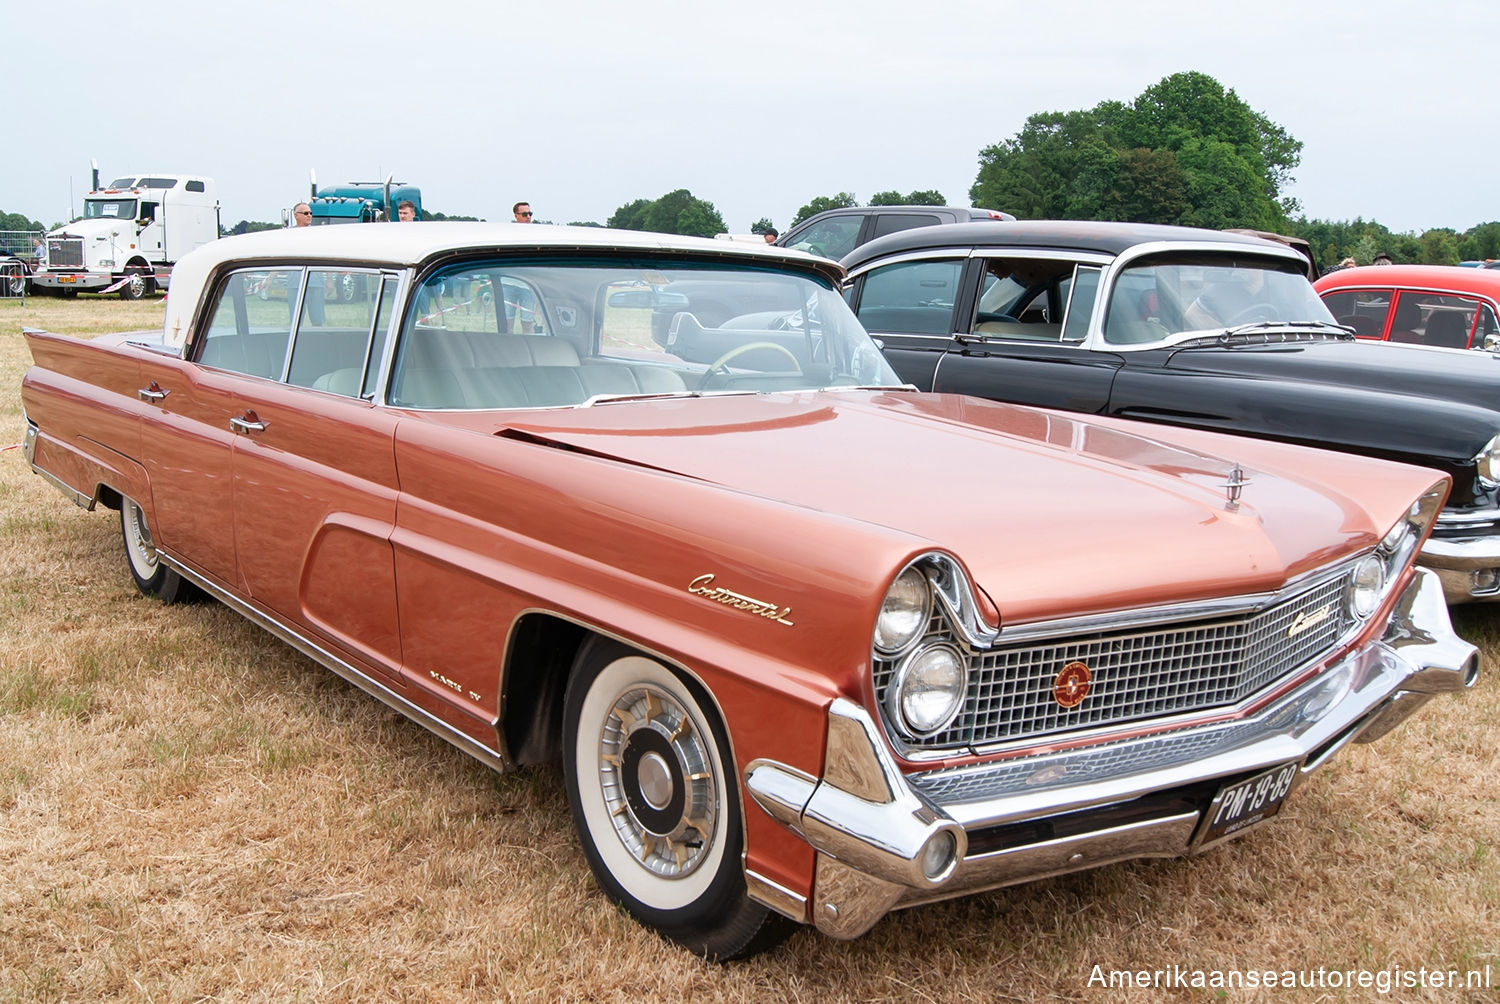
(1222, 463, 1251, 511)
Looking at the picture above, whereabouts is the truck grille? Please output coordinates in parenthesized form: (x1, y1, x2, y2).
(875, 567, 1354, 751)
(47, 238, 83, 268)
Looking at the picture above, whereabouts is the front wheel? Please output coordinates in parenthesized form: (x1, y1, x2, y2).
(119, 268, 150, 300)
(562, 641, 791, 960)
(121, 497, 192, 603)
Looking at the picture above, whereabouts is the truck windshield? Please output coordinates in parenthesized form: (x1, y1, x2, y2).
(83, 199, 139, 221)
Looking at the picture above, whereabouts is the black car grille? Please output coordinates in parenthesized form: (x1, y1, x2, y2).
(47, 238, 83, 268)
(875, 567, 1354, 751)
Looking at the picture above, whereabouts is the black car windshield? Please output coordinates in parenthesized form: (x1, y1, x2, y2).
(388, 259, 902, 409)
(1104, 256, 1335, 345)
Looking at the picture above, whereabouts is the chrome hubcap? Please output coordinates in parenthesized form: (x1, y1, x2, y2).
(598, 684, 717, 879)
(125, 502, 158, 573)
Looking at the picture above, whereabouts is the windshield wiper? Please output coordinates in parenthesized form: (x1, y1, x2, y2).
(582, 390, 752, 407)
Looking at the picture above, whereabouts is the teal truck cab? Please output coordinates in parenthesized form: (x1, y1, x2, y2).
(301, 172, 422, 225)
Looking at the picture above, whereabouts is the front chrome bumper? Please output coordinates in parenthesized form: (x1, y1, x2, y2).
(745, 568, 1478, 938)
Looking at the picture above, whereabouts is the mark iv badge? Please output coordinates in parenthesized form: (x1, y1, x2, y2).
(1053, 661, 1093, 708)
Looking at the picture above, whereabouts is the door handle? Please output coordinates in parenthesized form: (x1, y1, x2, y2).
(229, 410, 267, 434)
(137, 381, 169, 402)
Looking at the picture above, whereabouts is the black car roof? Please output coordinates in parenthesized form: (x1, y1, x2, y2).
(841, 219, 1286, 269)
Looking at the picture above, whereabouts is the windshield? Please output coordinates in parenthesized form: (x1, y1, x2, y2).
(82, 199, 138, 221)
(1103, 256, 1335, 345)
(388, 259, 901, 409)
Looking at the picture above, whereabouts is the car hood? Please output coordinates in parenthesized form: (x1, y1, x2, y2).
(495, 391, 1414, 623)
(1158, 338, 1500, 462)
(49, 219, 131, 240)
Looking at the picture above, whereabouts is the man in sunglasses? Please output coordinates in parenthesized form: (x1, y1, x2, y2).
(512, 202, 534, 223)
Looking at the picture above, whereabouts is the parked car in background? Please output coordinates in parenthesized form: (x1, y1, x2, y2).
(21, 223, 1479, 958)
(778, 205, 1014, 260)
(841, 220, 1500, 604)
(1314, 264, 1500, 350)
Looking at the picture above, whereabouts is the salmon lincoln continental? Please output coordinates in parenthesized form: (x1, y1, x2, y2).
(21, 224, 1480, 958)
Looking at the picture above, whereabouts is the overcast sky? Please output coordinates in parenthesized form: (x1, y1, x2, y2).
(9, 0, 1495, 235)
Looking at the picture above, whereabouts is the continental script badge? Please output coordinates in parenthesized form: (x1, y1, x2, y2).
(688, 574, 794, 627)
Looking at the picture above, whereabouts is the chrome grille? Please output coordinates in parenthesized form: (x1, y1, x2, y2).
(876, 567, 1353, 751)
(47, 237, 83, 268)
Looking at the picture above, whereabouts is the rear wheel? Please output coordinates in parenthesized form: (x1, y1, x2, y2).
(562, 641, 791, 960)
(121, 497, 191, 603)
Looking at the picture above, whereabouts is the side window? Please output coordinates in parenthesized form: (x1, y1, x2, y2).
(197, 268, 302, 379)
(1320, 289, 1389, 337)
(600, 281, 672, 359)
(1060, 266, 1101, 342)
(364, 278, 398, 397)
(1390, 292, 1479, 348)
(870, 213, 940, 239)
(287, 269, 384, 394)
(971, 259, 1068, 341)
(786, 217, 863, 260)
(855, 259, 963, 335)
(500, 277, 549, 335)
(1475, 303, 1500, 351)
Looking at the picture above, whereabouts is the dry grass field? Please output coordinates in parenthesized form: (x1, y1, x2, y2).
(1, 294, 1497, 1002)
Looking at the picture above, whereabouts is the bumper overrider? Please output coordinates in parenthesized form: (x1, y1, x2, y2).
(1423, 507, 1500, 602)
(744, 568, 1478, 939)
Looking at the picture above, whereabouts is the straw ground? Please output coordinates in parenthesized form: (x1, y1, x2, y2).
(1, 295, 1496, 1002)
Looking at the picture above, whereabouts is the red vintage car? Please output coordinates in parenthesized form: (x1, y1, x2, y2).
(20, 224, 1479, 958)
(1315, 264, 1500, 349)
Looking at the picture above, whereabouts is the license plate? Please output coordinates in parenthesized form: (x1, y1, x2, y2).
(59, 275, 76, 283)
(1199, 761, 1299, 845)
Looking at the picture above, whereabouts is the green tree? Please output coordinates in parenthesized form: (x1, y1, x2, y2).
(970, 72, 1300, 228)
(750, 217, 776, 235)
(0, 211, 46, 232)
(791, 192, 857, 226)
(608, 198, 652, 231)
(223, 220, 280, 236)
(1419, 228, 1461, 265)
(609, 190, 725, 237)
(868, 189, 947, 206)
(1459, 222, 1500, 261)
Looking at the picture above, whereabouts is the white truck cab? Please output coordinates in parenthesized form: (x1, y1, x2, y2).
(33, 169, 220, 299)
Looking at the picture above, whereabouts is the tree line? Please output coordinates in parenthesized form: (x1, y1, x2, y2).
(8, 73, 1492, 264)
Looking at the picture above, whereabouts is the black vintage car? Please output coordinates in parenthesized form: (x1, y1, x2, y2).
(840, 220, 1500, 604)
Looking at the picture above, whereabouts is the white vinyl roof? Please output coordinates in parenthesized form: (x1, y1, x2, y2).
(161, 222, 835, 349)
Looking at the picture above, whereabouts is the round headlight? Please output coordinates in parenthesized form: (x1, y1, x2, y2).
(874, 566, 931, 655)
(1350, 554, 1385, 618)
(890, 643, 967, 737)
(1476, 434, 1500, 486)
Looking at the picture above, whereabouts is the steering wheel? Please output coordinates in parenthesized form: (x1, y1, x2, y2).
(697, 341, 803, 390)
(1224, 303, 1282, 326)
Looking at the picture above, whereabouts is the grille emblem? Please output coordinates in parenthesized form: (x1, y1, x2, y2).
(1288, 603, 1333, 638)
(1053, 661, 1093, 708)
